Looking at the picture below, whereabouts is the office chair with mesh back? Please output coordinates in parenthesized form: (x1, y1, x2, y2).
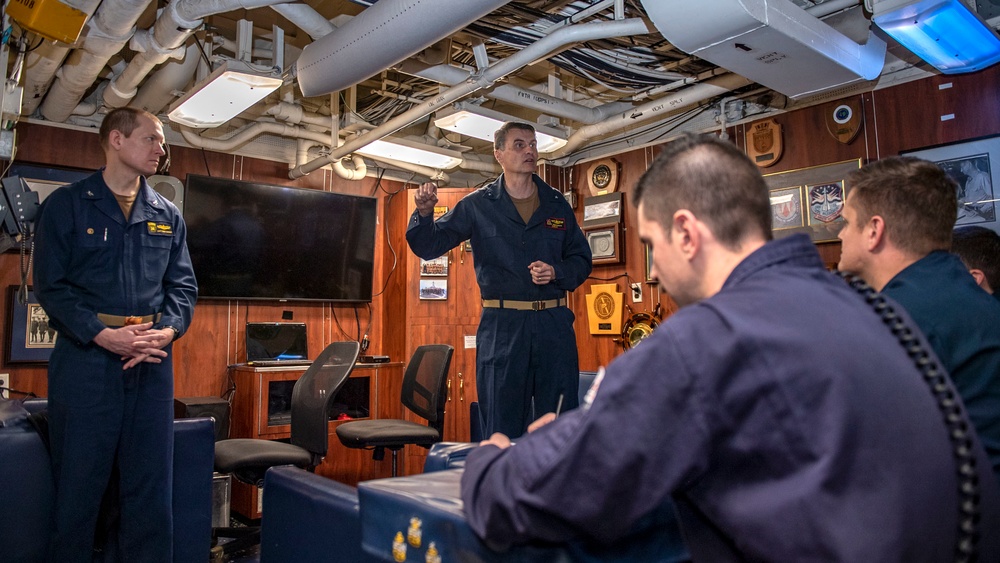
(336, 344, 454, 477)
(212, 341, 360, 556)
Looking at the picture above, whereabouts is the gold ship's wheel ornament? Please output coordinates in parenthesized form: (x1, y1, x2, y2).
(616, 302, 662, 350)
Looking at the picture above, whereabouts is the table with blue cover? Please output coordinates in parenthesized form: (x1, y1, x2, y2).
(358, 468, 688, 563)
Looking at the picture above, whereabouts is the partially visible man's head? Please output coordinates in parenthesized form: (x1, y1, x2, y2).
(634, 134, 771, 305)
(952, 225, 1000, 294)
(99, 107, 160, 151)
(493, 122, 536, 152)
(634, 133, 772, 250)
(842, 156, 957, 257)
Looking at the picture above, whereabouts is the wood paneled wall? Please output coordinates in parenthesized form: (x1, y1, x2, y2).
(0, 121, 408, 401)
(4, 62, 999, 400)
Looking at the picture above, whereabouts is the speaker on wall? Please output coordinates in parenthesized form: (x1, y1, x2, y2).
(174, 397, 231, 441)
(148, 174, 184, 214)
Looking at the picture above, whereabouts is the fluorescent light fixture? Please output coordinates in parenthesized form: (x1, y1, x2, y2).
(168, 60, 283, 128)
(434, 104, 569, 153)
(355, 137, 463, 170)
(873, 0, 1000, 74)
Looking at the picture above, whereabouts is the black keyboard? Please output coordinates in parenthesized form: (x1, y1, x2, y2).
(246, 359, 313, 367)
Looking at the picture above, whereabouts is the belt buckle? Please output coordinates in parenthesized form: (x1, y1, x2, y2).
(532, 300, 545, 311)
(124, 315, 144, 326)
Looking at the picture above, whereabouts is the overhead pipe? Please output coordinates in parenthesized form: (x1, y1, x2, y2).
(295, 0, 511, 98)
(130, 40, 200, 115)
(178, 120, 334, 152)
(367, 156, 450, 184)
(20, 0, 104, 115)
(398, 60, 632, 125)
(270, 4, 336, 40)
(40, 0, 154, 122)
(103, 0, 292, 109)
(548, 73, 754, 159)
(289, 17, 653, 178)
(266, 102, 335, 129)
(332, 155, 368, 180)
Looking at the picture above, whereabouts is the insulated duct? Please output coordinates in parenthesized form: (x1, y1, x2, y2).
(40, 0, 154, 122)
(289, 17, 653, 178)
(295, 0, 511, 97)
(640, 0, 886, 99)
(103, 0, 292, 109)
(549, 73, 754, 159)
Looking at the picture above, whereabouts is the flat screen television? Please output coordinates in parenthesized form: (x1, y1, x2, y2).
(183, 174, 377, 302)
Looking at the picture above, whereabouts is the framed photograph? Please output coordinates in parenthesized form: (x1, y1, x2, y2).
(584, 224, 623, 265)
(806, 180, 846, 227)
(5, 286, 56, 365)
(582, 192, 623, 227)
(769, 186, 805, 230)
(419, 255, 449, 276)
(8, 162, 90, 204)
(763, 159, 862, 242)
(902, 135, 1000, 233)
(419, 279, 448, 300)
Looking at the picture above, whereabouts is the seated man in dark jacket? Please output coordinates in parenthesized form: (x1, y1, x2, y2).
(460, 135, 1000, 562)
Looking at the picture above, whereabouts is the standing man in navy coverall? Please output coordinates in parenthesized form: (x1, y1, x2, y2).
(406, 122, 591, 438)
(33, 107, 198, 562)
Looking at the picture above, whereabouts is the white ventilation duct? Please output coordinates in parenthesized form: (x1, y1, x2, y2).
(103, 0, 293, 109)
(295, 0, 511, 97)
(20, 0, 104, 115)
(130, 40, 201, 115)
(289, 17, 653, 178)
(548, 73, 754, 159)
(40, 0, 154, 122)
(640, 0, 886, 99)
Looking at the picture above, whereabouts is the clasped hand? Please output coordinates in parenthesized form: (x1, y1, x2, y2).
(93, 322, 173, 370)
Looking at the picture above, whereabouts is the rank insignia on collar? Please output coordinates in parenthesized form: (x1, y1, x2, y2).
(546, 217, 566, 230)
(146, 221, 173, 235)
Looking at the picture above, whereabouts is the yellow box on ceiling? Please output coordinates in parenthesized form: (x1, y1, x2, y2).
(6, 0, 89, 44)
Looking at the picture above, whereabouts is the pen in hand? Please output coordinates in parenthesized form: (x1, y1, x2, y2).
(555, 393, 564, 418)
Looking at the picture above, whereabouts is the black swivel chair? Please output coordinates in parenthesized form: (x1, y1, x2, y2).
(336, 344, 454, 477)
(212, 341, 360, 556)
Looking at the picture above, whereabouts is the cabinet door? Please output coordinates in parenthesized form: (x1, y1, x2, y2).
(404, 187, 480, 475)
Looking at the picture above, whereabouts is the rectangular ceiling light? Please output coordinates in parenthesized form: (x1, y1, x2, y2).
(168, 60, 283, 128)
(434, 104, 569, 153)
(355, 137, 464, 170)
(873, 0, 1000, 74)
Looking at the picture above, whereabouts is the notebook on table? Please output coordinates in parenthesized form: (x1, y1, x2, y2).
(245, 322, 312, 366)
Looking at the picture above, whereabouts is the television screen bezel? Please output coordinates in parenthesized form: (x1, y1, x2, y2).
(182, 174, 378, 303)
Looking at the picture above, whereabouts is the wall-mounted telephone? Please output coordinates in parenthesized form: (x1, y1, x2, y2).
(0, 175, 39, 252)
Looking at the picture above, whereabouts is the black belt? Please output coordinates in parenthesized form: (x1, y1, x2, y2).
(481, 297, 567, 311)
(97, 313, 161, 327)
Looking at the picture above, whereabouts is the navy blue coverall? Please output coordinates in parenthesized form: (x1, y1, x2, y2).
(882, 250, 1000, 485)
(406, 174, 591, 438)
(33, 170, 197, 562)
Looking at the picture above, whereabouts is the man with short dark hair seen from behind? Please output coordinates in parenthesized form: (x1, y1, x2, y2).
(837, 156, 1000, 485)
(460, 134, 1000, 561)
(952, 225, 1000, 297)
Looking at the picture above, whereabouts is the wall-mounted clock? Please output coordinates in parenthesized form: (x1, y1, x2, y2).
(586, 158, 620, 196)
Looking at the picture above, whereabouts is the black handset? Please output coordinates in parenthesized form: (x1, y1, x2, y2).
(841, 272, 981, 562)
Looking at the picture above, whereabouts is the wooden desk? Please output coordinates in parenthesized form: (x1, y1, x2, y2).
(228, 362, 404, 519)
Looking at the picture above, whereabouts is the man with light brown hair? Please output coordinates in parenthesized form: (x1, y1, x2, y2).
(838, 155, 1000, 485)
